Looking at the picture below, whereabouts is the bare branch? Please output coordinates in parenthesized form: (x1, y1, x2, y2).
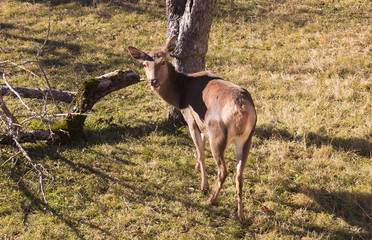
(0, 60, 43, 80)
(0, 75, 20, 133)
(0, 60, 37, 67)
(1, 151, 21, 167)
(2, 73, 36, 115)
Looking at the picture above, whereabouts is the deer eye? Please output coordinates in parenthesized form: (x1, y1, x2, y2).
(161, 61, 166, 65)
(143, 63, 147, 68)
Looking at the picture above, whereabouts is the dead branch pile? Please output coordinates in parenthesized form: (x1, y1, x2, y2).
(0, 59, 140, 220)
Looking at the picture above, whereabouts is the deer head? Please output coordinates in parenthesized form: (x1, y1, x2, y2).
(128, 36, 177, 90)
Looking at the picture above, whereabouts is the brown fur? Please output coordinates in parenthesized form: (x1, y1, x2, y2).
(128, 36, 257, 221)
(188, 71, 221, 79)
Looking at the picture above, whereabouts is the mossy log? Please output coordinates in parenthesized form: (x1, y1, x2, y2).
(52, 70, 141, 144)
(0, 70, 140, 145)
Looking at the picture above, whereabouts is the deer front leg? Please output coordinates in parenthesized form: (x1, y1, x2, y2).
(188, 123, 209, 193)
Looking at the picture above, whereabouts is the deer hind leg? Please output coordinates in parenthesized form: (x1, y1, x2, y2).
(194, 133, 206, 172)
(207, 122, 228, 205)
(189, 124, 209, 193)
(235, 134, 253, 221)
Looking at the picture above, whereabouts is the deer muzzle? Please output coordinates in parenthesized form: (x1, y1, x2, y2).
(150, 79, 159, 88)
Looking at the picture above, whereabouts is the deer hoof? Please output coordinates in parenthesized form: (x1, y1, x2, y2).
(237, 207, 245, 221)
(201, 183, 209, 194)
(207, 195, 218, 205)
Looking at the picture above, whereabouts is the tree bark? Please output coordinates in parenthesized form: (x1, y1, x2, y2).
(0, 129, 61, 145)
(0, 86, 76, 103)
(167, 0, 218, 73)
(166, 0, 218, 124)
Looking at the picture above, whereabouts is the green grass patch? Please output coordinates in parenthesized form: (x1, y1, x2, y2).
(1, 0, 371, 239)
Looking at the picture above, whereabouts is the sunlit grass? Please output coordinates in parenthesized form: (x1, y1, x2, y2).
(1, 0, 371, 239)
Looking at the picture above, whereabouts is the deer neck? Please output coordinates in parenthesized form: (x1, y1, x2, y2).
(155, 62, 183, 109)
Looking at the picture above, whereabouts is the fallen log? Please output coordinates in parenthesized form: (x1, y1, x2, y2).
(0, 69, 141, 145)
(0, 86, 76, 103)
(0, 129, 61, 144)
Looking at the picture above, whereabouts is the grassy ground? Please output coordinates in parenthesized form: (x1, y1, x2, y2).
(1, 0, 371, 239)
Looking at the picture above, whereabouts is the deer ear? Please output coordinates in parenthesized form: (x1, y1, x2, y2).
(128, 46, 146, 60)
(164, 36, 177, 55)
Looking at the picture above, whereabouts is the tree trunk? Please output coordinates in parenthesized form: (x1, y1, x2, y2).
(166, 0, 218, 124)
(167, 0, 218, 73)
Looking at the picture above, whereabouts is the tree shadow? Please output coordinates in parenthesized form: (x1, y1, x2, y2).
(270, 180, 372, 239)
(2, 31, 84, 73)
(13, 172, 130, 239)
(303, 188, 372, 239)
(17, 0, 136, 6)
(255, 123, 371, 158)
(4, 119, 192, 238)
(18, 0, 165, 19)
(3, 30, 134, 80)
(0, 23, 15, 29)
(215, 0, 369, 26)
(8, 176, 86, 239)
(82, 119, 190, 146)
(3, 33, 81, 55)
(7, 120, 370, 238)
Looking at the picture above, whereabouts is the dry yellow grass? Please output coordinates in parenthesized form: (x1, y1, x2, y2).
(0, 0, 371, 239)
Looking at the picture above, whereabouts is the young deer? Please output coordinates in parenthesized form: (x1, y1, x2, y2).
(128, 37, 256, 220)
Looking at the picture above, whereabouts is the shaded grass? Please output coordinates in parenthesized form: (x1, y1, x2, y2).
(1, 0, 371, 239)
